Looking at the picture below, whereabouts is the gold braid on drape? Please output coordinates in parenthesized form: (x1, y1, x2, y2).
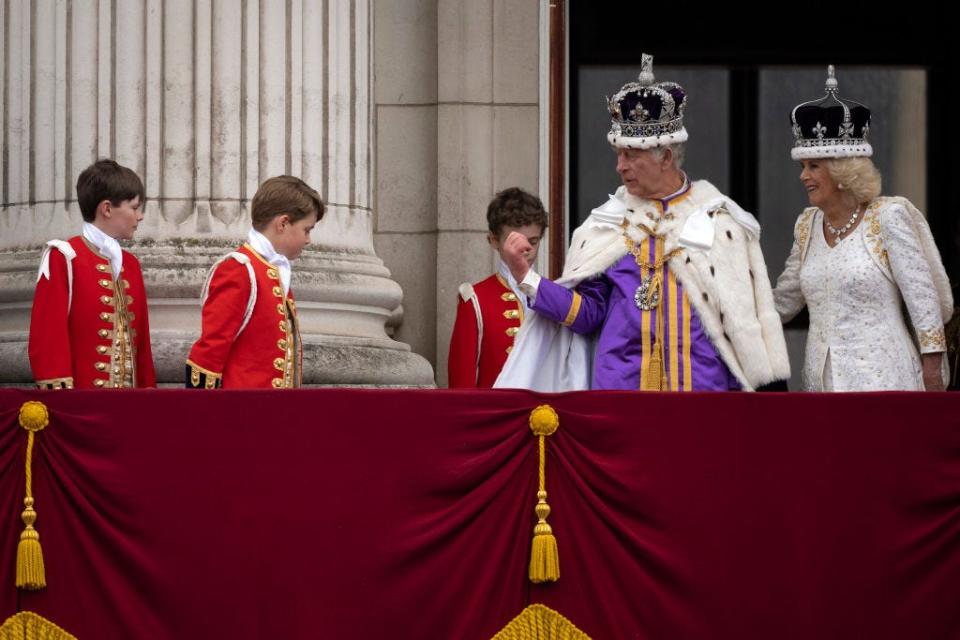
(491, 604, 591, 640)
(0, 611, 77, 640)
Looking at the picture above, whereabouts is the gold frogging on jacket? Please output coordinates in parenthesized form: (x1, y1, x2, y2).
(94, 270, 136, 389)
(264, 265, 299, 389)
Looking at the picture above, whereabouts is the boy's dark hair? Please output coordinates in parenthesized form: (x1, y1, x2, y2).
(486, 187, 548, 237)
(76, 159, 146, 223)
(251, 175, 325, 230)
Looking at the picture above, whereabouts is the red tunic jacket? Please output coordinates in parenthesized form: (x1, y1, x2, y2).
(186, 243, 302, 389)
(28, 236, 156, 389)
(447, 274, 525, 388)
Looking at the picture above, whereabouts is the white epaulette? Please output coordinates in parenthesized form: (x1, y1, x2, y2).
(37, 240, 78, 313)
(458, 282, 482, 374)
(201, 252, 258, 338)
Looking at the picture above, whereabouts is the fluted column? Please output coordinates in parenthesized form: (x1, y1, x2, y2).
(0, 0, 433, 386)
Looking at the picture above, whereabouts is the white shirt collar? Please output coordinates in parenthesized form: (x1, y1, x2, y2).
(247, 228, 292, 297)
(82, 222, 123, 280)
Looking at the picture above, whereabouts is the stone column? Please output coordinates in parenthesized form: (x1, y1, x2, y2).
(0, 0, 433, 386)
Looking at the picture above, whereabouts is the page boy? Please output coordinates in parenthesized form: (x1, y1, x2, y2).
(447, 187, 548, 388)
(186, 176, 324, 389)
(29, 159, 156, 389)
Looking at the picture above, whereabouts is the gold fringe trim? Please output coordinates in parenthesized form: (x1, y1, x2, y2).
(16, 402, 49, 591)
(491, 604, 591, 640)
(33, 378, 74, 390)
(0, 611, 77, 640)
(528, 406, 560, 583)
(185, 360, 223, 389)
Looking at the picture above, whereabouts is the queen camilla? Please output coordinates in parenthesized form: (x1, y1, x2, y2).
(773, 66, 953, 391)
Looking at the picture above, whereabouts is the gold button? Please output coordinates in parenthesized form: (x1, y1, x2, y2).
(94, 379, 106, 388)
(127, 295, 134, 305)
(272, 286, 283, 297)
(267, 268, 279, 280)
(96, 263, 108, 272)
(99, 279, 112, 288)
(277, 339, 288, 351)
(506, 346, 513, 354)
(100, 312, 112, 321)
(279, 320, 288, 332)
(503, 310, 519, 319)
(98, 329, 110, 338)
(96, 345, 108, 355)
(95, 362, 107, 372)
(100, 295, 113, 305)
(277, 304, 286, 315)
(271, 378, 283, 388)
(273, 358, 285, 371)
(113, 367, 120, 375)
(506, 327, 519, 337)
(501, 292, 517, 301)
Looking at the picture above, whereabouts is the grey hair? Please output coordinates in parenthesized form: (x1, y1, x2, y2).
(650, 143, 686, 170)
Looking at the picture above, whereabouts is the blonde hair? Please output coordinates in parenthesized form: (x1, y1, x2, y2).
(825, 157, 882, 205)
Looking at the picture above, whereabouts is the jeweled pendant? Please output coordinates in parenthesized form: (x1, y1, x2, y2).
(634, 273, 660, 310)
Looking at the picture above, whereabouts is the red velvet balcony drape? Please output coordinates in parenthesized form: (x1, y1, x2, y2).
(1, 389, 959, 639)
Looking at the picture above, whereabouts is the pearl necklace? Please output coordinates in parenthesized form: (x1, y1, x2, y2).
(824, 205, 860, 238)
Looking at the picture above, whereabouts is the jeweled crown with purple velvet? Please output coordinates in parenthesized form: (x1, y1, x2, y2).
(790, 65, 872, 160)
(607, 54, 688, 149)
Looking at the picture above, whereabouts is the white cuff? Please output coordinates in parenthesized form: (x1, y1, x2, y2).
(519, 270, 541, 302)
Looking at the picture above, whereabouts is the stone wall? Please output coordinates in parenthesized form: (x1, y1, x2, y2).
(373, 0, 544, 386)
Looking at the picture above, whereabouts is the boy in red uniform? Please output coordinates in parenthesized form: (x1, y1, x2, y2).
(28, 159, 156, 389)
(447, 187, 548, 387)
(185, 176, 324, 389)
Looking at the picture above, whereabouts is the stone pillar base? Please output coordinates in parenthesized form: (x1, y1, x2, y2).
(0, 239, 435, 388)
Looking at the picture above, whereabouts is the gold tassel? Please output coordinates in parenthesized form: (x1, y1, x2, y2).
(647, 240, 667, 391)
(530, 488, 560, 583)
(528, 405, 560, 583)
(16, 401, 49, 590)
(17, 497, 45, 590)
(648, 270, 663, 308)
(647, 341, 665, 391)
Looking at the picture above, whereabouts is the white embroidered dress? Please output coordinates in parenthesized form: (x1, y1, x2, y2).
(774, 197, 952, 391)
